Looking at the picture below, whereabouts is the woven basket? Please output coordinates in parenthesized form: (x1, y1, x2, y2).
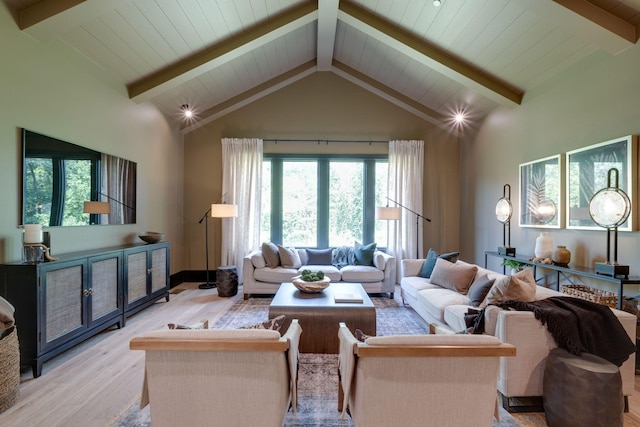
(0, 326, 19, 413)
(561, 285, 618, 308)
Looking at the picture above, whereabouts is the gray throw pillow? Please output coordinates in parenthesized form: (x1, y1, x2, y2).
(277, 245, 302, 268)
(429, 258, 478, 295)
(262, 242, 280, 268)
(306, 248, 333, 265)
(467, 275, 495, 307)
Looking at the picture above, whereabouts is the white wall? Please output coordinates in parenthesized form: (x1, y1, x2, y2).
(0, 6, 185, 273)
(464, 42, 640, 280)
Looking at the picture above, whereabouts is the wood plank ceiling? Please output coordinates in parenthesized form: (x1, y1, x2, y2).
(4, 0, 640, 134)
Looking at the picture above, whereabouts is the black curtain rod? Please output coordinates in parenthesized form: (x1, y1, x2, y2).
(263, 138, 388, 144)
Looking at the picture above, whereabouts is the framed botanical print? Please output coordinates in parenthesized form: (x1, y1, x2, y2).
(519, 155, 562, 228)
(566, 135, 636, 230)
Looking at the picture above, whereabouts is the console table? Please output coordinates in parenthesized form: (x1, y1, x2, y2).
(484, 251, 640, 311)
(0, 242, 170, 377)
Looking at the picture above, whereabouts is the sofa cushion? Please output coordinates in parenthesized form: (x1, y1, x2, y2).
(417, 288, 471, 322)
(481, 268, 536, 307)
(467, 275, 495, 307)
(297, 265, 342, 282)
(306, 248, 333, 265)
(251, 252, 267, 269)
(277, 245, 302, 268)
(429, 258, 478, 295)
(400, 276, 442, 300)
(262, 242, 280, 268)
(354, 242, 377, 266)
(254, 266, 299, 283)
(443, 305, 472, 333)
(418, 249, 461, 278)
(340, 265, 384, 283)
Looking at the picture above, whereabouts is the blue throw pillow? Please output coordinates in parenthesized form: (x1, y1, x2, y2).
(418, 249, 461, 278)
(306, 248, 333, 265)
(354, 242, 377, 266)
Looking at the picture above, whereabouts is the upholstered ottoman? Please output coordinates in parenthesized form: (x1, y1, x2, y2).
(543, 348, 623, 427)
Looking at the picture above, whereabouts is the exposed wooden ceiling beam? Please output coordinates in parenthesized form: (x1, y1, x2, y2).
(19, 0, 130, 41)
(317, 0, 339, 71)
(181, 61, 317, 133)
(553, 0, 637, 44)
(338, 0, 523, 108)
(511, 0, 635, 54)
(128, 2, 318, 102)
(332, 61, 452, 130)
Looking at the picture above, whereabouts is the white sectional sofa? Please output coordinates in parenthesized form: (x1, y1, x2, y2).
(400, 257, 636, 412)
(243, 248, 396, 300)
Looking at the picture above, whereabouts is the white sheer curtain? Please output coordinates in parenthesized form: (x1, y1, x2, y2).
(221, 138, 263, 284)
(388, 140, 425, 268)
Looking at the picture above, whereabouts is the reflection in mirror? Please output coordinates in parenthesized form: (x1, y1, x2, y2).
(22, 129, 136, 226)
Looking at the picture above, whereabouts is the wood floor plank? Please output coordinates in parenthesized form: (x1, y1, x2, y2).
(0, 282, 637, 426)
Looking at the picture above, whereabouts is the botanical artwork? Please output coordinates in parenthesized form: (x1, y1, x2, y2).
(519, 155, 561, 228)
(566, 136, 635, 230)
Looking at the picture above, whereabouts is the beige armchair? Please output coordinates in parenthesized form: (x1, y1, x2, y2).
(338, 323, 516, 427)
(130, 319, 302, 427)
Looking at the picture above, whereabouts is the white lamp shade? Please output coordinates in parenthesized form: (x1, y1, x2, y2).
(84, 201, 111, 215)
(376, 206, 401, 220)
(211, 203, 238, 218)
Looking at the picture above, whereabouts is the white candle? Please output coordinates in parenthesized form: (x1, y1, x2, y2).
(23, 224, 43, 244)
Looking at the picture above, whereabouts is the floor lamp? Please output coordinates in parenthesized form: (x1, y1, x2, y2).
(376, 196, 431, 258)
(198, 194, 239, 290)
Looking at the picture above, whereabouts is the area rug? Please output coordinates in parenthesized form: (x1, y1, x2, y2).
(113, 297, 521, 426)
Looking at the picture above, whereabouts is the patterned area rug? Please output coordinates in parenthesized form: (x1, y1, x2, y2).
(114, 297, 521, 426)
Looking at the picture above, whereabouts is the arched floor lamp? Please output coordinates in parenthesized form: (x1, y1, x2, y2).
(198, 194, 238, 289)
(376, 197, 431, 258)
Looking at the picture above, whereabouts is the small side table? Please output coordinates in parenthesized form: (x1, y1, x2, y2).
(216, 266, 238, 297)
(543, 348, 623, 427)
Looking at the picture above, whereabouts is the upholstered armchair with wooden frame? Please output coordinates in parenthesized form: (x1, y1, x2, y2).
(130, 319, 302, 427)
(337, 323, 516, 427)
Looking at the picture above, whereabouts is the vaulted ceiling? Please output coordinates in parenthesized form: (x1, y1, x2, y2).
(4, 0, 640, 133)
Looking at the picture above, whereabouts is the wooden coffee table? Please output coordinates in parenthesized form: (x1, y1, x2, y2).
(269, 282, 376, 354)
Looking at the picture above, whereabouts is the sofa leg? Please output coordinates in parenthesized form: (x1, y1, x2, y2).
(389, 292, 394, 299)
(244, 294, 249, 300)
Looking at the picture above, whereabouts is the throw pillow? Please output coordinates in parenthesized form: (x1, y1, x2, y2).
(167, 319, 209, 330)
(481, 268, 536, 307)
(429, 257, 478, 295)
(277, 245, 302, 268)
(418, 249, 461, 278)
(467, 275, 496, 307)
(306, 248, 333, 265)
(241, 314, 286, 331)
(262, 242, 280, 268)
(355, 329, 373, 342)
(354, 242, 377, 266)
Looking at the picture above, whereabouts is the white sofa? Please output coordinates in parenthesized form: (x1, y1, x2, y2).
(243, 248, 396, 300)
(400, 258, 636, 412)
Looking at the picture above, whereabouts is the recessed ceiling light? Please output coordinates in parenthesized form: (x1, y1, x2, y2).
(433, 0, 442, 6)
(454, 112, 465, 123)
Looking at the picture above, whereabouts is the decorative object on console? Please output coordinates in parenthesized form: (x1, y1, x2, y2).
(376, 196, 431, 258)
(198, 194, 239, 290)
(552, 245, 571, 266)
(495, 184, 516, 256)
(138, 232, 165, 244)
(534, 232, 553, 259)
(589, 168, 631, 278)
(21, 224, 57, 263)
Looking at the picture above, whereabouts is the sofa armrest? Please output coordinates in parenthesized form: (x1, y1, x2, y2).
(242, 252, 261, 289)
(373, 251, 392, 270)
(401, 259, 424, 278)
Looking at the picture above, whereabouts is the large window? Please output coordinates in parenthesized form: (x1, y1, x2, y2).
(261, 155, 389, 248)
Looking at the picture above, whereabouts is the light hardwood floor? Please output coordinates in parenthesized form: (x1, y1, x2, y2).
(0, 283, 638, 427)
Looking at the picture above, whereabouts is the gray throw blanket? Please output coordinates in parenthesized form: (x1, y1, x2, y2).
(497, 296, 636, 367)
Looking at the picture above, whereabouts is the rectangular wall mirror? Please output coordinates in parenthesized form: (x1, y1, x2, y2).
(22, 129, 137, 227)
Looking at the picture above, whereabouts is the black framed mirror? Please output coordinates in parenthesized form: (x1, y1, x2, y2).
(22, 129, 137, 226)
